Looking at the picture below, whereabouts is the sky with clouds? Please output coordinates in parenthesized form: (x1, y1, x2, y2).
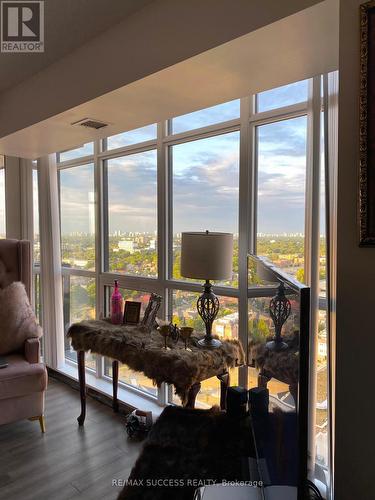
(107, 150, 157, 234)
(59, 164, 95, 235)
(30, 80, 310, 237)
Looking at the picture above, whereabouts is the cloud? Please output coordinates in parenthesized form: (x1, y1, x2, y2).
(173, 99, 240, 134)
(58, 114, 309, 236)
(107, 124, 157, 150)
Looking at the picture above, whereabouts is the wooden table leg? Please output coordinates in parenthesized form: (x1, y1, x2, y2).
(217, 371, 230, 410)
(77, 350, 86, 426)
(112, 360, 119, 412)
(185, 382, 201, 409)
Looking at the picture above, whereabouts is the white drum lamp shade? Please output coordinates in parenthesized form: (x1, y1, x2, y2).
(180, 232, 233, 280)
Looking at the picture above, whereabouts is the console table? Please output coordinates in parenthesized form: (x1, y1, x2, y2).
(67, 319, 245, 425)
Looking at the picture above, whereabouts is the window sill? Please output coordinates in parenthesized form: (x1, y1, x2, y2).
(56, 362, 165, 419)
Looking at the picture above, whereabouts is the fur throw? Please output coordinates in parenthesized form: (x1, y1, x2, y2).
(248, 332, 299, 386)
(118, 405, 255, 500)
(68, 320, 245, 404)
(0, 282, 42, 356)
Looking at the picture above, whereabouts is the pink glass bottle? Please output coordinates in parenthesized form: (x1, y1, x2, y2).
(111, 280, 124, 324)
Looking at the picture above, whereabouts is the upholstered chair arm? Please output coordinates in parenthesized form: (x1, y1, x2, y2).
(25, 337, 40, 364)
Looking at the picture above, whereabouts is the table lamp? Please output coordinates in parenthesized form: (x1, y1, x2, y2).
(180, 231, 233, 348)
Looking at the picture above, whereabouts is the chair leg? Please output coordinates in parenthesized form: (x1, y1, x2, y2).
(29, 415, 46, 433)
(39, 415, 46, 433)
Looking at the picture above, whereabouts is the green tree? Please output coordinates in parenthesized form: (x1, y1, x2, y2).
(296, 268, 305, 284)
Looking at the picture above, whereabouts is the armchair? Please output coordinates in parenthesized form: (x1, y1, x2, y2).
(0, 239, 47, 432)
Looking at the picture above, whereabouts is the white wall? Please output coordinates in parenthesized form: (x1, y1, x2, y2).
(335, 1, 375, 498)
(0, 1, 339, 160)
(0, 0, 323, 140)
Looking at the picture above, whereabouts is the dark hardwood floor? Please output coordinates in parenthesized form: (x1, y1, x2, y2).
(0, 378, 142, 500)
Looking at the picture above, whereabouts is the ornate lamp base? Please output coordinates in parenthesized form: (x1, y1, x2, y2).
(265, 282, 291, 352)
(198, 336, 222, 348)
(197, 280, 221, 349)
(265, 339, 288, 351)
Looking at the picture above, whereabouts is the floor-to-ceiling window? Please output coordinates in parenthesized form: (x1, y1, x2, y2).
(58, 160, 96, 371)
(103, 143, 158, 396)
(169, 119, 240, 406)
(255, 116, 307, 279)
(55, 77, 329, 483)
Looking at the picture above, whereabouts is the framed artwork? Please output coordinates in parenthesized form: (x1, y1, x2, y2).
(359, 1, 375, 245)
(123, 301, 141, 325)
(141, 293, 162, 330)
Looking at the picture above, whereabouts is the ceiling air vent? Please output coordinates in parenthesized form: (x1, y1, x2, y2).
(71, 118, 108, 130)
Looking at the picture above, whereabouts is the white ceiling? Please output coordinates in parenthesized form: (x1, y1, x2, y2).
(0, 0, 338, 159)
(0, 0, 155, 93)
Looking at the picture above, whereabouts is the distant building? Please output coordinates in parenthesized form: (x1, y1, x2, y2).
(118, 239, 135, 254)
(72, 259, 88, 268)
(213, 312, 239, 339)
(318, 341, 327, 358)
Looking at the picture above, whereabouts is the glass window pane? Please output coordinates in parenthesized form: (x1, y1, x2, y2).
(106, 124, 157, 150)
(63, 275, 96, 369)
(0, 166, 5, 239)
(34, 273, 42, 324)
(316, 308, 328, 470)
(33, 272, 43, 356)
(104, 286, 157, 397)
(316, 108, 328, 475)
(105, 150, 157, 277)
(58, 143, 94, 162)
(32, 169, 40, 266)
(172, 132, 239, 286)
(256, 116, 307, 279)
(171, 289, 238, 407)
(59, 164, 96, 271)
(257, 80, 308, 113)
(172, 100, 240, 134)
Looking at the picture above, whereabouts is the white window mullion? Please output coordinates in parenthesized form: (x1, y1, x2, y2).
(93, 139, 103, 377)
(305, 76, 322, 476)
(324, 71, 339, 500)
(157, 121, 168, 299)
(157, 120, 170, 405)
(238, 96, 252, 388)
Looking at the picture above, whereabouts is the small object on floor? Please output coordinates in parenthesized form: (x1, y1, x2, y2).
(126, 409, 153, 438)
(0, 356, 8, 369)
(226, 386, 248, 418)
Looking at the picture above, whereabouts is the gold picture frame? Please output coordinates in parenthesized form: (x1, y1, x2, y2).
(123, 301, 141, 325)
(359, 1, 375, 245)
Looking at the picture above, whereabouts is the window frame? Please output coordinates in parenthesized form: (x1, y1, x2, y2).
(55, 79, 328, 443)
